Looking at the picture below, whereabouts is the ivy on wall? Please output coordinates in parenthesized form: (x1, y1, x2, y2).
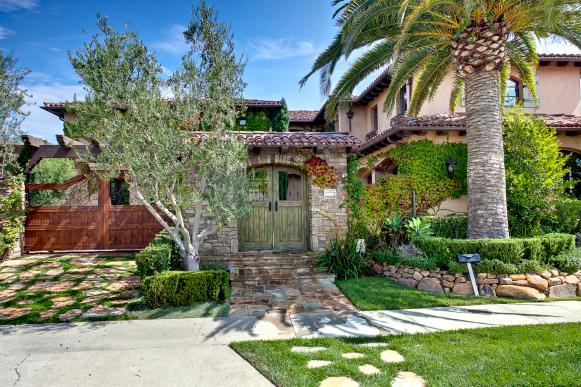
(359, 140, 468, 235)
(305, 156, 338, 188)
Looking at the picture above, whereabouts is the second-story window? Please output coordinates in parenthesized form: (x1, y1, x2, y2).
(371, 105, 379, 132)
(504, 79, 519, 106)
(398, 85, 408, 114)
(504, 77, 539, 108)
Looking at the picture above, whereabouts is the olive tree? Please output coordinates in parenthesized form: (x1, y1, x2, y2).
(69, 2, 250, 271)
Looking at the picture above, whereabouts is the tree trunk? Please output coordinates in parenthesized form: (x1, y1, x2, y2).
(184, 249, 200, 272)
(464, 70, 510, 239)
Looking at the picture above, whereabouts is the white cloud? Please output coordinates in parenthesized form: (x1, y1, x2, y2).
(0, 0, 37, 12)
(152, 24, 189, 55)
(538, 39, 581, 55)
(21, 82, 85, 140)
(249, 38, 318, 60)
(0, 26, 12, 39)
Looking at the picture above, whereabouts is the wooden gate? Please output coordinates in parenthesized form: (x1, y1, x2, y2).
(24, 179, 162, 252)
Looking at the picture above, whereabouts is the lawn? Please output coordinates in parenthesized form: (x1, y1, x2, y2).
(0, 255, 227, 324)
(336, 276, 580, 311)
(232, 322, 581, 387)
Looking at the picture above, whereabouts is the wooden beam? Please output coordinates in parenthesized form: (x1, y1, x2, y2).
(557, 61, 569, 67)
(436, 131, 446, 136)
(25, 174, 86, 190)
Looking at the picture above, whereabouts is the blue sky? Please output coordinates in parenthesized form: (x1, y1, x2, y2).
(0, 0, 580, 139)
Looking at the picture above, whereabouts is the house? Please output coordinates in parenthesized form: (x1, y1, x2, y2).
(27, 53, 581, 254)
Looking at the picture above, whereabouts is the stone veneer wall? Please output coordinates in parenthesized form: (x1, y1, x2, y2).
(379, 263, 581, 299)
(193, 146, 349, 255)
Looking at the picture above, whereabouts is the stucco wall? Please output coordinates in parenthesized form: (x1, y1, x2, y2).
(195, 146, 349, 255)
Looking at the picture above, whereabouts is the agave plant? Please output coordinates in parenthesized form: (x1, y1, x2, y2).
(301, 0, 581, 239)
(406, 217, 433, 240)
(384, 214, 406, 250)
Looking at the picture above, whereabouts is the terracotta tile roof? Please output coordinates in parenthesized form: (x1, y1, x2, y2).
(538, 53, 581, 59)
(193, 131, 360, 148)
(243, 99, 282, 108)
(289, 110, 320, 122)
(358, 113, 581, 155)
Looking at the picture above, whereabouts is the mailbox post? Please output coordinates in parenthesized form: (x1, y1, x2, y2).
(456, 254, 481, 297)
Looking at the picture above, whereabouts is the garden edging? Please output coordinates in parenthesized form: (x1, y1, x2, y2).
(380, 263, 581, 299)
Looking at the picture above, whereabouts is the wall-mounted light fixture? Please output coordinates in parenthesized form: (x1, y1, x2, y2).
(446, 158, 458, 178)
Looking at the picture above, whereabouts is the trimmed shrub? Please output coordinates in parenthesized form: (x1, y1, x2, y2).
(422, 215, 468, 239)
(135, 245, 172, 278)
(472, 259, 519, 275)
(142, 270, 229, 308)
(372, 250, 439, 272)
(149, 231, 183, 270)
(549, 253, 581, 273)
(414, 233, 574, 270)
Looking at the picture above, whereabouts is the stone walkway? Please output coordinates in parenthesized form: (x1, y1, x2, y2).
(0, 254, 140, 323)
(206, 252, 356, 316)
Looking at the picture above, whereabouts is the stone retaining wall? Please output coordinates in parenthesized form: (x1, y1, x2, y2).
(378, 263, 581, 299)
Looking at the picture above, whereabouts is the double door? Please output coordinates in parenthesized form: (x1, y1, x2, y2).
(239, 166, 307, 251)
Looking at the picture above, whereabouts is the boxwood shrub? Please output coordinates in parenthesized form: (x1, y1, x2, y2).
(136, 244, 173, 278)
(421, 215, 468, 239)
(414, 233, 575, 272)
(142, 270, 229, 308)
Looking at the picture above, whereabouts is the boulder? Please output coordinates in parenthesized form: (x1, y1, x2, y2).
(372, 264, 383, 275)
(540, 271, 552, 280)
(412, 271, 424, 282)
(442, 280, 455, 288)
(417, 278, 444, 294)
(526, 274, 549, 291)
(495, 285, 546, 300)
(548, 284, 577, 298)
(455, 276, 467, 283)
(479, 285, 496, 297)
(498, 277, 512, 285)
(548, 277, 562, 286)
(565, 275, 580, 285)
(397, 277, 418, 288)
(452, 282, 476, 295)
(442, 275, 455, 282)
(510, 274, 526, 281)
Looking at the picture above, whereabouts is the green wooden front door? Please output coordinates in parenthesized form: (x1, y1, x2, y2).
(239, 166, 307, 251)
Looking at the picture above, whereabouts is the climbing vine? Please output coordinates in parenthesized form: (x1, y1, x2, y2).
(343, 156, 366, 237)
(353, 140, 467, 235)
(304, 156, 338, 188)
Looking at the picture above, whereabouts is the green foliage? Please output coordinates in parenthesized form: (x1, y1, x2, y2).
(503, 109, 572, 237)
(545, 199, 581, 235)
(384, 214, 406, 251)
(422, 215, 468, 239)
(317, 234, 365, 279)
(343, 156, 366, 237)
(270, 98, 290, 132)
(0, 176, 24, 257)
(405, 217, 433, 240)
(548, 249, 581, 273)
(414, 233, 575, 274)
(243, 111, 271, 131)
(28, 159, 77, 206)
(0, 50, 29, 178)
(371, 250, 439, 272)
(361, 140, 467, 234)
(136, 245, 172, 278)
(142, 270, 229, 308)
(69, 7, 250, 267)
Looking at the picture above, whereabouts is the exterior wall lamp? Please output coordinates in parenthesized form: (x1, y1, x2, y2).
(346, 106, 354, 133)
(446, 158, 458, 177)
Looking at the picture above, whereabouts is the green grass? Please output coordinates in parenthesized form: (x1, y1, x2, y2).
(232, 323, 581, 387)
(336, 277, 580, 311)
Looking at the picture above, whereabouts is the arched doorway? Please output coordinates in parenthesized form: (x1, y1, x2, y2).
(239, 165, 307, 251)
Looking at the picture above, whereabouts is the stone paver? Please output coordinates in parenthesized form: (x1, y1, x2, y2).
(58, 309, 83, 322)
(380, 350, 405, 363)
(391, 371, 426, 387)
(358, 364, 380, 375)
(342, 352, 364, 359)
(291, 346, 327, 353)
(319, 376, 359, 387)
(307, 360, 332, 369)
(0, 307, 31, 320)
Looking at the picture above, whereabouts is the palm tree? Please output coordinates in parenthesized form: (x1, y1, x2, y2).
(301, 0, 581, 239)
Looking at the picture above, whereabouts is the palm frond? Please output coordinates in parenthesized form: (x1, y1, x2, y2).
(408, 47, 452, 116)
(449, 75, 464, 113)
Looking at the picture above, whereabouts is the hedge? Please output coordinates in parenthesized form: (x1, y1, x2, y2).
(142, 270, 229, 308)
(136, 231, 183, 278)
(414, 233, 575, 269)
(421, 215, 468, 239)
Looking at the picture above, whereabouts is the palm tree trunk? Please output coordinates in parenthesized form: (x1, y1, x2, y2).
(464, 70, 509, 239)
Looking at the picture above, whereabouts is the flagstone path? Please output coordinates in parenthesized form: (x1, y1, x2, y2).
(0, 254, 140, 324)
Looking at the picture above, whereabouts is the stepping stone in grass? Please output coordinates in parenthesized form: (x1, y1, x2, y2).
(319, 376, 359, 387)
(307, 360, 332, 369)
(380, 350, 405, 363)
(291, 346, 327, 353)
(358, 342, 389, 348)
(0, 307, 31, 320)
(391, 371, 426, 387)
(58, 309, 83, 322)
(39, 309, 58, 319)
(358, 364, 380, 375)
(50, 296, 77, 308)
(81, 305, 126, 319)
(342, 352, 365, 359)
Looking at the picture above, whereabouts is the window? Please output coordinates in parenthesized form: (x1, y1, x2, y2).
(504, 79, 519, 106)
(278, 171, 302, 201)
(504, 77, 540, 108)
(371, 105, 379, 132)
(563, 151, 581, 199)
(239, 119, 247, 127)
(110, 179, 130, 205)
(398, 85, 408, 114)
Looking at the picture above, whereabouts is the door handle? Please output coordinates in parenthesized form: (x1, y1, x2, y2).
(269, 202, 272, 212)
(275, 201, 278, 211)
